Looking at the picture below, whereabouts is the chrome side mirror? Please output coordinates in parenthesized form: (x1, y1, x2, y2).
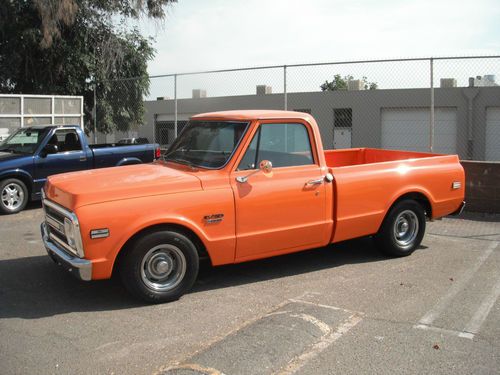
(236, 160, 273, 183)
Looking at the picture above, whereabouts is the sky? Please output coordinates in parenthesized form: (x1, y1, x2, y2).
(134, 0, 500, 99)
(140, 0, 500, 74)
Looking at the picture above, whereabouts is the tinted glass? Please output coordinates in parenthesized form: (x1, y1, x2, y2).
(165, 121, 248, 169)
(0, 128, 50, 154)
(238, 130, 259, 170)
(52, 129, 82, 152)
(238, 123, 314, 170)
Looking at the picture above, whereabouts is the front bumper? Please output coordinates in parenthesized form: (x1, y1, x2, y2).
(41, 222, 92, 281)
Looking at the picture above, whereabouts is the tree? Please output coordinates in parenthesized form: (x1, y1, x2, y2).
(0, 0, 176, 134)
(321, 74, 378, 91)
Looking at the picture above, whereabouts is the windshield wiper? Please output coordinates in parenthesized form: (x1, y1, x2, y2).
(163, 148, 188, 159)
(164, 156, 198, 170)
(2, 148, 31, 155)
(0, 148, 20, 154)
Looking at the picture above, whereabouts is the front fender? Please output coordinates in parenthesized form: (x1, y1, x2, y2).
(114, 215, 210, 260)
(0, 169, 34, 190)
(75, 189, 236, 280)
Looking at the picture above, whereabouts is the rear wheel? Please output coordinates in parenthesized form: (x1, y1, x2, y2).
(374, 199, 426, 257)
(119, 230, 199, 303)
(0, 178, 28, 214)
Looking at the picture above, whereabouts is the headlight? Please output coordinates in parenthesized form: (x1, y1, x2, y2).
(64, 217, 76, 248)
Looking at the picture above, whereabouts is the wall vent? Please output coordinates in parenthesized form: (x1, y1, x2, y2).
(192, 89, 207, 99)
(256, 85, 272, 95)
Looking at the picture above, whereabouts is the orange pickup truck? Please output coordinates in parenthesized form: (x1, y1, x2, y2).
(41, 110, 465, 303)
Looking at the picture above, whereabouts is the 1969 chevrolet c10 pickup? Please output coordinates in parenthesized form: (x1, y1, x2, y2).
(41, 110, 465, 303)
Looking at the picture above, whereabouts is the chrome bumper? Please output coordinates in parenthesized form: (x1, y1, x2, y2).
(41, 222, 92, 281)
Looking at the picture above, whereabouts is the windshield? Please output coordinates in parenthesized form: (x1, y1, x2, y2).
(0, 128, 50, 154)
(165, 120, 248, 169)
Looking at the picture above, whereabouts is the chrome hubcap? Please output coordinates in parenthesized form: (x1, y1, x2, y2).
(140, 244, 186, 291)
(1, 183, 24, 211)
(393, 210, 419, 249)
(156, 260, 171, 275)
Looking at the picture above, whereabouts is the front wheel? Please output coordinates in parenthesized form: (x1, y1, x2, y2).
(0, 178, 29, 214)
(119, 230, 199, 303)
(374, 200, 426, 257)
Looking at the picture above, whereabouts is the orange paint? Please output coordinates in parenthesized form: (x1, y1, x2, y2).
(44, 110, 465, 280)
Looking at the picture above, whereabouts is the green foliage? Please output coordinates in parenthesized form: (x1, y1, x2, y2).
(0, 0, 175, 133)
(321, 74, 378, 91)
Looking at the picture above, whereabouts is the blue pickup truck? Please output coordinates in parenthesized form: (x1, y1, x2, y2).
(0, 125, 160, 214)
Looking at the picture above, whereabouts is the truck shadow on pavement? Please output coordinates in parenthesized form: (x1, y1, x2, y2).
(25, 200, 43, 211)
(0, 237, 426, 319)
(194, 237, 427, 293)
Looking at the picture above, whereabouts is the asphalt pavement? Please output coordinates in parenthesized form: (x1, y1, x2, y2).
(1, 203, 499, 375)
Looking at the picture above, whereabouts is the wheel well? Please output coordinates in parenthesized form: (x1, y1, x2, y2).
(117, 158, 142, 166)
(391, 192, 432, 219)
(113, 223, 210, 275)
(0, 174, 32, 198)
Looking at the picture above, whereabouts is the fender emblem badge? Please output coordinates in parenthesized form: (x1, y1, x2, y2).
(204, 213, 224, 224)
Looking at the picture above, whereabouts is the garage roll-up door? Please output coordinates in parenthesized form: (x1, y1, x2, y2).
(486, 107, 500, 161)
(381, 108, 457, 154)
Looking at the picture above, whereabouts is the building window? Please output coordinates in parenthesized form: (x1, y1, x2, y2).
(334, 108, 352, 128)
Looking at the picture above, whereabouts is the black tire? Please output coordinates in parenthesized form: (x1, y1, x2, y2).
(0, 178, 29, 215)
(119, 230, 199, 303)
(374, 199, 426, 257)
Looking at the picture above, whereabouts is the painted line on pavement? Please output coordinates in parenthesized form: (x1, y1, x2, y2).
(459, 273, 500, 339)
(418, 241, 498, 326)
(288, 298, 361, 315)
(275, 313, 363, 375)
(163, 363, 227, 375)
(158, 295, 364, 375)
(414, 324, 468, 338)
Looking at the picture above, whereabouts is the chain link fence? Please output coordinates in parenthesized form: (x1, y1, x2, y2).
(96, 56, 500, 162)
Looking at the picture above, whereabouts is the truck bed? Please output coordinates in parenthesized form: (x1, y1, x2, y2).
(324, 148, 438, 168)
(91, 143, 157, 169)
(323, 148, 464, 244)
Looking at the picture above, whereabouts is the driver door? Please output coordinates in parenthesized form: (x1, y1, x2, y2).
(230, 121, 328, 261)
(34, 129, 90, 193)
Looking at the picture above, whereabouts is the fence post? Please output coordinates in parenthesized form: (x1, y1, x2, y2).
(429, 57, 434, 152)
(93, 84, 97, 144)
(284, 65, 287, 111)
(174, 74, 178, 139)
(153, 114, 157, 144)
(20, 95, 24, 128)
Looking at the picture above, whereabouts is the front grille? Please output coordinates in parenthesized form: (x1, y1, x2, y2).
(43, 202, 77, 256)
(45, 205, 65, 225)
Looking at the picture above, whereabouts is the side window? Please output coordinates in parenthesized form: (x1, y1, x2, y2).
(237, 123, 314, 170)
(238, 129, 259, 170)
(53, 129, 82, 152)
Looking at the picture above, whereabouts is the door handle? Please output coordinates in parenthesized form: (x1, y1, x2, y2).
(80, 156, 87, 162)
(306, 178, 324, 186)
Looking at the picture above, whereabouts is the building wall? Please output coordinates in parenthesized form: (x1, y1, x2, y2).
(461, 161, 500, 213)
(141, 86, 500, 160)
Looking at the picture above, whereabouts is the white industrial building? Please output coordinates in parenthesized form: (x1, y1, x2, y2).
(139, 75, 500, 161)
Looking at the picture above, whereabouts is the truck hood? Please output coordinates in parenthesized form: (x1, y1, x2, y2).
(45, 163, 202, 210)
(0, 151, 29, 165)
(0, 152, 33, 176)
